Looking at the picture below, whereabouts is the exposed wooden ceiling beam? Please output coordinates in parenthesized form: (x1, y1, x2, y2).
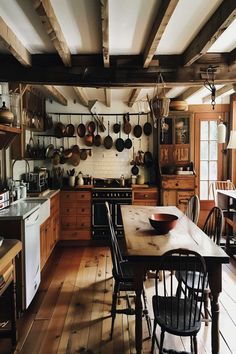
(128, 88, 141, 107)
(104, 88, 111, 107)
(176, 87, 203, 100)
(143, 0, 179, 68)
(202, 84, 236, 103)
(73, 87, 88, 107)
(1, 54, 236, 87)
(183, 0, 236, 66)
(0, 17, 31, 66)
(100, 0, 109, 68)
(42, 85, 67, 105)
(33, 0, 71, 67)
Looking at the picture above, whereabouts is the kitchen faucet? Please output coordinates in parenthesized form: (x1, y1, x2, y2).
(10, 158, 30, 200)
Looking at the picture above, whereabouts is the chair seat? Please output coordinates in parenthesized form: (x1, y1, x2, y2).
(152, 295, 201, 336)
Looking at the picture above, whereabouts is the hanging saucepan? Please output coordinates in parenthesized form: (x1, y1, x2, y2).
(133, 113, 142, 138)
(115, 124, 125, 152)
(104, 121, 113, 149)
(143, 114, 152, 136)
(70, 150, 80, 167)
(80, 149, 88, 161)
(87, 118, 96, 134)
(123, 113, 131, 135)
(84, 132, 94, 146)
(131, 147, 139, 175)
(45, 137, 55, 159)
(124, 133, 132, 149)
(94, 121, 102, 147)
(71, 136, 80, 154)
(144, 137, 153, 168)
(65, 115, 75, 137)
(63, 137, 73, 159)
(77, 115, 86, 138)
(113, 115, 120, 134)
(55, 114, 66, 138)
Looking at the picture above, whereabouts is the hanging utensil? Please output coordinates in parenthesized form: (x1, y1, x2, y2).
(143, 114, 152, 136)
(131, 146, 139, 175)
(104, 121, 113, 149)
(55, 114, 66, 138)
(94, 120, 102, 147)
(123, 113, 131, 135)
(124, 133, 132, 149)
(87, 117, 96, 134)
(65, 114, 75, 137)
(113, 115, 120, 134)
(133, 113, 142, 138)
(144, 136, 153, 168)
(77, 114, 86, 138)
(115, 123, 125, 152)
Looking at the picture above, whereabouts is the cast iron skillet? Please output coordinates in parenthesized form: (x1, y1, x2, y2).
(124, 133, 132, 149)
(94, 121, 102, 147)
(104, 121, 113, 149)
(113, 115, 120, 134)
(133, 114, 142, 138)
(115, 126, 125, 152)
(65, 115, 75, 137)
(77, 115, 86, 138)
(143, 114, 152, 136)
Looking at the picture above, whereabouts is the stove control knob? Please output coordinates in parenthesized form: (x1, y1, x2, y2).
(117, 193, 120, 197)
(107, 193, 110, 197)
(114, 193, 116, 197)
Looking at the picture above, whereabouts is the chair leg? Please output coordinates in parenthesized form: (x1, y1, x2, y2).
(159, 330, 165, 354)
(151, 320, 157, 353)
(142, 288, 151, 338)
(110, 280, 119, 339)
(204, 292, 209, 326)
(192, 335, 198, 354)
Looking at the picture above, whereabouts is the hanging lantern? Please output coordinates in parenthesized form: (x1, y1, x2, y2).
(217, 116, 226, 144)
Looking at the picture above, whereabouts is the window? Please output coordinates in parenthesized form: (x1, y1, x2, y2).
(199, 120, 218, 200)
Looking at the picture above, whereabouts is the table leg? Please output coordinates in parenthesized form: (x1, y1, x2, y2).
(208, 265, 222, 354)
(134, 266, 144, 354)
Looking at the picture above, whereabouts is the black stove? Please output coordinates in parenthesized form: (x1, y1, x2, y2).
(92, 185, 132, 239)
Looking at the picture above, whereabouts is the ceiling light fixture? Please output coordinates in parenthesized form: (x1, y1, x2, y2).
(203, 65, 217, 110)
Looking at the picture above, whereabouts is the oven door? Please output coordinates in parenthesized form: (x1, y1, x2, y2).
(114, 201, 131, 228)
(92, 201, 111, 228)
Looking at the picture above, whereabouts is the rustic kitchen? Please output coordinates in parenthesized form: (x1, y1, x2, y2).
(0, 1, 236, 353)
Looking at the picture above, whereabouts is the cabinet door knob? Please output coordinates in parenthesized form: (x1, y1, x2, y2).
(144, 194, 148, 198)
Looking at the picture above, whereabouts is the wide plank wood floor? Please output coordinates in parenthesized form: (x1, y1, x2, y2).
(1, 246, 236, 354)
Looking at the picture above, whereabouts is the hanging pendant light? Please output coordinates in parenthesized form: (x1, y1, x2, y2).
(217, 116, 226, 144)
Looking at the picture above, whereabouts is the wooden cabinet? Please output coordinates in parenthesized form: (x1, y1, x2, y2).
(60, 190, 91, 240)
(160, 112, 194, 167)
(162, 175, 195, 213)
(40, 192, 60, 270)
(132, 187, 158, 206)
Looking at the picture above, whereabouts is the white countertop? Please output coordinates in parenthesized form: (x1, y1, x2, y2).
(0, 200, 41, 220)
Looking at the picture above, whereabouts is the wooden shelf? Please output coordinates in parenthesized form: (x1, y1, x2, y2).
(0, 124, 22, 150)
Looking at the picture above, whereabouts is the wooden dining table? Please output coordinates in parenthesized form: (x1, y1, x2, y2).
(121, 205, 229, 354)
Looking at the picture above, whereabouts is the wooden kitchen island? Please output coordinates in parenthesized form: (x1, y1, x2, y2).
(0, 239, 22, 347)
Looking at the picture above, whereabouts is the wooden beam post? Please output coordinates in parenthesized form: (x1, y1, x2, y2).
(42, 85, 67, 105)
(101, 0, 109, 68)
(183, 0, 236, 66)
(127, 88, 141, 107)
(33, 0, 71, 67)
(104, 88, 111, 107)
(0, 17, 31, 66)
(73, 87, 88, 107)
(143, 0, 179, 68)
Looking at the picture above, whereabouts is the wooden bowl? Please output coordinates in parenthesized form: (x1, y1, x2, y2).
(169, 100, 188, 111)
(149, 213, 178, 234)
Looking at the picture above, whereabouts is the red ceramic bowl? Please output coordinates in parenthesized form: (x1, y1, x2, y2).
(149, 213, 178, 234)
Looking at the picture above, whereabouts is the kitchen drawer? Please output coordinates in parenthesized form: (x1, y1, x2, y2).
(77, 206, 91, 215)
(61, 206, 78, 215)
(177, 191, 194, 213)
(60, 191, 78, 202)
(162, 178, 195, 190)
(77, 192, 91, 201)
(77, 216, 91, 229)
(60, 230, 91, 240)
(133, 190, 158, 201)
(61, 216, 77, 230)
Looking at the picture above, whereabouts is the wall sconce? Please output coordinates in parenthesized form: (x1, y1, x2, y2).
(217, 116, 226, 143)
(227, 130, 236, 149)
